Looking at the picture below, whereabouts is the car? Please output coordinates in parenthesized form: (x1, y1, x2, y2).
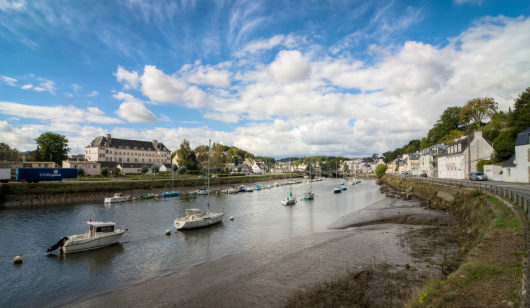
(469, 172, 488, 181)
(420, 173, 427, 177)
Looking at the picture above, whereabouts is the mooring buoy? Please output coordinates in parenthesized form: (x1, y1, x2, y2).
(229, 216, 234, 221)
(13, 256, 23, 264)
(165, 229, 171, 235)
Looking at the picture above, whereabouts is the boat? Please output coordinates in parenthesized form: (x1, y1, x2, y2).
(195, 189, 208, 195)
(340, 185, 347, 190)
(304, 164, 315, 200)
(104, 193, 131, 204)
(160, 191, 179, 197)
(282, 160, 296, 205)
(238, 185, 246, 192)
(227, 188, 239, 194)
(138, 193, 155, 200)
(254, 185, 262, 190)
(333, 187, 342, 193)
(47, 221, 127, 254)
(174, 139, 224, 230)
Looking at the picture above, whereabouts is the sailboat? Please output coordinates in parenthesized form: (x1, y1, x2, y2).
(281, 160, 296, 205)
(160, 166, 179, 197)
(303, 163, 315, 200)
(174, 140, 224, 230)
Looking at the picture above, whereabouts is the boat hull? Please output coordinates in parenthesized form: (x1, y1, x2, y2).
(174, 212, 224, 230)
(62, 230, 126, 253)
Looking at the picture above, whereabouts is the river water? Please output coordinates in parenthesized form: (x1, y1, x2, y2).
(0, 178, 385, 306)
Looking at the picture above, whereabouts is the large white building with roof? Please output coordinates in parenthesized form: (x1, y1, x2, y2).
(502, 127, 530, 183)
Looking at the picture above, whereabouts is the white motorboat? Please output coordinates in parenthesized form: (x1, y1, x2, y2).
(104, 193, 131, 203)
(47, 221, 126, 254)
(195, 189, 208, 195)
(281, 196, 296, 205)
(174, 139, 224, 231)
(174, 208, 224, 230)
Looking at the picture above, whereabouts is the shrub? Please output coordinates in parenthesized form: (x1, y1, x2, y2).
(376, 164, 388, 177)
(151, 164, 159, 174)
(112, 167, 121, 177)
(77, 167, 85, 176)
(141, 165, 149, 174)
(178, 166, 187, 174)
(477, 160, 491, 173)
(100, 167, 109, 177)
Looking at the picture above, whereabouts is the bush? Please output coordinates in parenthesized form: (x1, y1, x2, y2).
(151, 164, 159, 174)
(477, 160, 491, 173)
(376, 164, 388, 177)
(101, 168, 109, 177)
(112, 167, 121, 177)
(77, 167, 85, 176)
(172, 164, 178, 172)
(178, 166, 187, 174)
(141, 165, 149, 174)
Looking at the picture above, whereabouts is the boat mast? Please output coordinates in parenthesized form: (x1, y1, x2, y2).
(207, 139, 211, 210)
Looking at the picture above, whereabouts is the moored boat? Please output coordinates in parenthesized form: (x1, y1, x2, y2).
(174, 208, 224, 230)
(47, 221, 126, 254)
(104, 193, 131, 204)
(333, 187, 342, 193)
(160, 191, 179, 197)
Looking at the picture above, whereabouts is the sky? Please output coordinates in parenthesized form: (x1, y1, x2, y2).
(0, 0, 529, 158)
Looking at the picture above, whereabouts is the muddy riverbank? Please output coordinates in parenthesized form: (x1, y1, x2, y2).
(72, 182, 463, 307)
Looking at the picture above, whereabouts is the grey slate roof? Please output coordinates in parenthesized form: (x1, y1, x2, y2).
(515, 127, 530, 146)
(409, 153, 420, 160)
(88, 136, 170, 152)
(503, 155, 516, 167)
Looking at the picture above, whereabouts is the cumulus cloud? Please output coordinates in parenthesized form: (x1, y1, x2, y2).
(268, 50, 310, 83)
(115, 66, 140, 90)
(113, 92, 157, 123)
(185, 64, 231, 88)
(0, 0, 26, 12)
(140, 65, 187, 102)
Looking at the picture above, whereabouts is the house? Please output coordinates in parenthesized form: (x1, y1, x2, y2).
(252, 161, 267, 174)
(85, 134, 171, 166)
(62, 160, 101, 175)
(408, 153, 421, 175)
(233, 163, 251, 173)
(0, 161, 57, 169)
(420, 144, 447, 177)
(437, 131, 494, 180)
(502, 127, 530, 183)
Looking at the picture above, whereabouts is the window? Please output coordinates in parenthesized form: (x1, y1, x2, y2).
(96, 226, 114, 232)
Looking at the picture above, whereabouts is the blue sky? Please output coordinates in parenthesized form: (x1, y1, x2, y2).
(1, 0, 529, 157)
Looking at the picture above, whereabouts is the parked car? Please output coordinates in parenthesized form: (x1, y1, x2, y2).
(469, 172, 488, 181)
(420, 173, 427, 177)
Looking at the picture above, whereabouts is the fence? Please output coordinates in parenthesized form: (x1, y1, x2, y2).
(391, 175, 530, 219)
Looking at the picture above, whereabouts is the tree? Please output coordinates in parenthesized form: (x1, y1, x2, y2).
(172, 164, 178, 172)
(77, 167, 85, 177)
(376, 164, 388, 177)
(0, 143, 20, 161)
(151, 164, 159, 174)
(141, 165, 149, 174)
(476, 160, 491, 173)
(493, 131, 515, 161)
(177, 166, 187, 174)
(34, 132, 70, 165)
(510, 87, 530, 133)
(101, 167, 109, 177)
(112, 167, 121, 177)
(460, 97, 498, 128)
(177, 140, 198, 170)
(427, 106, 463, 144)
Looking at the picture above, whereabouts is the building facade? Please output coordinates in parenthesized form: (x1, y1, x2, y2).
(419, 144, 447, 177)
(62, 160, 101, 175)
(85, 134, 171, 166)
(502, 127, 530, 183)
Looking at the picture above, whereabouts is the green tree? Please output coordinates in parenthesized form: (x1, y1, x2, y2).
(177, 166, 187, 174)
(101, 167, 109, 177)
(510, 87, 530, 133)
(34, 132, 70, 165)
(460, 97, 498, 128)
(151, 164, 159, 174)
(172, 164, 178, 172)
(177, 140, 198, 170)
(0, 143, 20, 161)
(427, 106, 463, 144)
(141, 165, 149, 174)
(493, 131, 515, 161)
(77, 167, 85, 176)
(376, 164, 388, 177)
(112, 167, 121, 177)
(476, 160, 491, 173)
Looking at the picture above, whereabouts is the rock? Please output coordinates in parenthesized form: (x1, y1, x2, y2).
(437, 190, 455, 203)
(13, 256, 22, 264)
(507, 301, 514, 307)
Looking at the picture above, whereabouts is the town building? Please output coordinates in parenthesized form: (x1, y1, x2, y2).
(0, 161, 57, 169)
(419, 144, 447, 177)
(437, 131, 494, 180)
(502, 127, 530, 183)
(85, 134, 171, 166)
(251, 161, 267, 174)
(62, 160, 101, 175)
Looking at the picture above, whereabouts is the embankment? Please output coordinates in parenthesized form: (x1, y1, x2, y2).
(284, 175, 526, 307)
(0, 174, 299, 208)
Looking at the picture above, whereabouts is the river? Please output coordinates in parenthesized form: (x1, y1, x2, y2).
(0, 178, 384, 307)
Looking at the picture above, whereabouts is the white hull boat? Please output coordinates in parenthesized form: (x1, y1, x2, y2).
(281, 196, 296, 205)
(104, 193, 131, 203)
(174, 208, 224, 230)
(47, 221, 126, 254)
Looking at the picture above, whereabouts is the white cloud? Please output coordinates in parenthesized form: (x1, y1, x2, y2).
(0, 101, 122, 124)
(71, 83, 82, 92)
(21, 84, 32, 90)
(185, 64, 231, 88)
(268, 50, 310, 83)
(235, 33, 301, 57)
(454, 0, 482, 5)
(1, 75, 17, 86)
(115, 66, 140, 90)
(88, 90, 99, 97)
(113, 92, 157, 123)
(0, 0, 26, 12)
(140, 65, 187, 102)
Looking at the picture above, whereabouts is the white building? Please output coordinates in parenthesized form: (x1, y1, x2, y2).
(502, 127, 530, 183)
(438, 131, 494, 179)
(252, 161, 267, 174)
(420, 144, 447, 177)
(85, 134, 171, 165)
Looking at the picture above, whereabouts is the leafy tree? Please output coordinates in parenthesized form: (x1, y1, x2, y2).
(376, 164, 388, 177)
(141, 165, 149, 174)
(510, 87, 530, 133)
(482, 111, 509, 142)
(34, 132, 70, 165)
(427, 106, 463, 144)
(77, 167, 85, 176)
(101, 167, 109, 177)
(151, 164, 159, 174)
(112, 167, 121, 177)
(493, 131, 515, 161)
(177, 139, 198, 170)
(177, 166, 187, 174)
(460, 97, 498, 128)
(476, 160, 491, 173)
(0, 143, 20, 161)
(438, 129, 464, 145)
(403, 139, 420, 153)
(211, 143, 227, 169)
(172, 164, 178, 172)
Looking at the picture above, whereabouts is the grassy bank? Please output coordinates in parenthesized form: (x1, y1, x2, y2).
(1, 173, 300, 195)
(284, 175, 525, 307)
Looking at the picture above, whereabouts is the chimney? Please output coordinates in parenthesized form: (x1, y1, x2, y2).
(153, 140, 158, 150)
(106, 134, 111, 143)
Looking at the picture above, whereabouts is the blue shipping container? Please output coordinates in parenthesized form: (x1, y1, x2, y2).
(16, 168, 77, 183)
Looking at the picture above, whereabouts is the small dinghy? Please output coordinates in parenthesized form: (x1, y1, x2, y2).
(47, 221, 127, 254)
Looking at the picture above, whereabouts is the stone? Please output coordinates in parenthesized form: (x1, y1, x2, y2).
(437, 190, 455, 203)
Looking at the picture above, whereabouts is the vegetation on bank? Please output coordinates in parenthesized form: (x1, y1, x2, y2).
(1, 173, 300, 195)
